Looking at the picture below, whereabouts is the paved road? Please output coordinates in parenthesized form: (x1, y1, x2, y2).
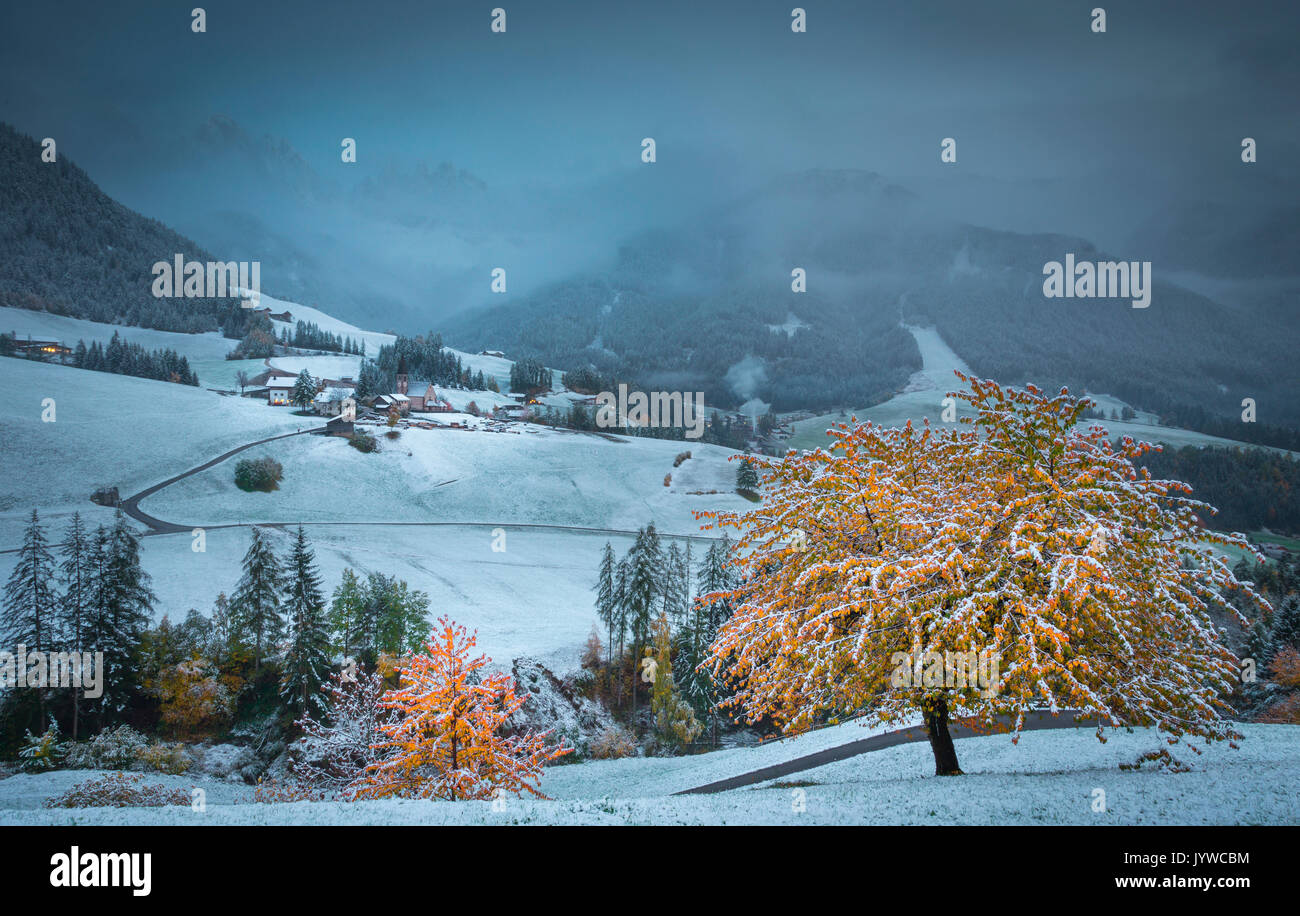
(103, 428, 722, 544)
(674, 710, 1091, 795)
(1, 426, 721, 553)
(117, 427, 323, 534)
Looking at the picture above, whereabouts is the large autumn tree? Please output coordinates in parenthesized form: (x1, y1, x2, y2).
(699, 374, 1270, 775)
(349, 617, 571, 800)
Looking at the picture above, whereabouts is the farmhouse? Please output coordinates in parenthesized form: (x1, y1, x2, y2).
(267, 380, 293, 406)
(314, 388, 356, 417)
(11, 338, 72, 360)
(249, 307, 295, 323)
(251, 368, 297, 387)
(372, 392, 410, 415)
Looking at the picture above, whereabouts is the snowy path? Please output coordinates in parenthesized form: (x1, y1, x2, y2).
(675, 710, 1088, 794)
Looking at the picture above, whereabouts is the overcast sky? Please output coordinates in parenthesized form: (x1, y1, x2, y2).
(3, 0, 1296, 184)
(1, 0, 1296, 322)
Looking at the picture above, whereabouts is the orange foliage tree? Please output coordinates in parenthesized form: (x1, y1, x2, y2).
(349, 617, 571, 800)
(699, 374, 1270, 774)
(152, 655, 236, 740)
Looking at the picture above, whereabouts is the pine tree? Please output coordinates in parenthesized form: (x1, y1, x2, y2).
(595, 542, 618, 664)
(206, 592, 246, 669)
(328, 568, 366, 658)
(291, 369, 316, 410)
(2, 510, 57, 652)
(369, 573, 430, 662)
(280, 526, 331, 718)
(56, 513, 93, 738)
(736, 455, 760, 493)
(661, 541, 688, 627)
(625, 524, 662, 656)
(613, 556, 630, 660)
(1, 510, 57, 724)
(624, 524, 663, 724)
(1268, 595, 1300, 664)
(231, 527, 283, 672)
(95, 513, 156, 723)
(350, 617, 571, 800)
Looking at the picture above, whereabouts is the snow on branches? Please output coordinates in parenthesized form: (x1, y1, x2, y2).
(348, 617, 571, 801)
(697, 374, 1271, 769)
(293, 666, 391, 796)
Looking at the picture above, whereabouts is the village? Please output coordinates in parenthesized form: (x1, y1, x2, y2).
(247, 357, 532, 438)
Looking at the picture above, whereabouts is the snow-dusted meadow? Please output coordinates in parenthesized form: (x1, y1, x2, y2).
(0, 354, 304, 544)
(2, 724, 1295, 825)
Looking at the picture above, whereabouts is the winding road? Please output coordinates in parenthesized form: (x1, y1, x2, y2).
(118, 427, 324, 534)
(105, 426, 722, 544)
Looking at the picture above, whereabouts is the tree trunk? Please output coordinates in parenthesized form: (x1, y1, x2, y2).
(630, 644, 638, 733)
(923, 696, 963, 775)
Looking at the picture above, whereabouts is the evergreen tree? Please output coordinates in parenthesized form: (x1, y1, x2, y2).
(280, 527, 331, 718)
(595, 542, 618, 664)
(206, 592, 241, 667)
(661, 541, 689, 627)
(624, 524, 663, 723)
(1, 510, 57, 651)
(625, 525, 661, 658)
(291, 369, 317, 410)
(231, 527, 283, 671)
(679, 537, 737, 731)
(95, 513, 156, 722)
(1, 510, 58, 724)
(370, 573, 431, 660)
(56, 513, 93, 738)
(328, 568, 366, 658)
(1268, 595, 1300, 664)
(355, 360, 384, 401)
(736, 456, 760, 493)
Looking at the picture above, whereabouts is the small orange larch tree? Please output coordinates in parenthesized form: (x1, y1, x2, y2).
(349, 617, 571, 800)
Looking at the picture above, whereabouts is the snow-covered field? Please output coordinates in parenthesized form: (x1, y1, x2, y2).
(3, 724, 1295, 825)
(123, 418, 743, 666)
(135, 522, 681, 669)
(140, 420, 746, 535)
(0, 356, 304, 544)
(0, 305, 265, 392)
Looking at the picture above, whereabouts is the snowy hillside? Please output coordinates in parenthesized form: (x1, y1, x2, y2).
(786, 324, 1295, 456)
(0, 305, 263, 392)
(0, 356, 303, 543)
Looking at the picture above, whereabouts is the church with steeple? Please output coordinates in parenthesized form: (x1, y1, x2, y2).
(393, 356, 454, 413)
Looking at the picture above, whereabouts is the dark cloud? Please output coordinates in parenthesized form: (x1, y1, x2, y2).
(1, 0, 1294, 325)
